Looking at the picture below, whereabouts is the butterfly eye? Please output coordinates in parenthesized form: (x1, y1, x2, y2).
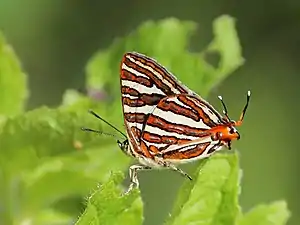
(117, 140, 123, 148)
(211, 132, 222, 141)
(229, 127, 236, 134)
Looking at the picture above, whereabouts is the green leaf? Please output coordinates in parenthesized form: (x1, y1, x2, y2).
(61, 88, 124, 131)
(75, 172, 143, 225)
(0, 32, 28, 116)
(0, 106, 131, 224)
(0, 106, 125, 169)
(86, 16, 243, 98)
(206, 15, 244, 88)
(237, 201, 290, 225)
(165, 153, 240, 225)
(22, 146, 130, 212)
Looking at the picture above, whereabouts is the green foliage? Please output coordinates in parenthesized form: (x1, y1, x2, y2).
(76, 172, 143, 225)
(0, 33, 28, 118)
(165, 154, 240, 225)
(86, 15, 243, 98)
(165, 154, 290, 225)
(0, 15, 290, 225)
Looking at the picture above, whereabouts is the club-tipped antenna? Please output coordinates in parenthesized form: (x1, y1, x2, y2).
(236, 90, 251, 126)
(218, 95, 231, 121)
(87, 110, 127, 139)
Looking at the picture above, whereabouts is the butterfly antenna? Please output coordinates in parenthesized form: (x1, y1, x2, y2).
(218, 95, 231, 121)
(81, 127, 121, 141)
(236, 91, 251, 126)
(87, 110, 127, 139)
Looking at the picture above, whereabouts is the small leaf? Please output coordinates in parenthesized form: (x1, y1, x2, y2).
(166, 153, 240, 225)
(206, 15, 244, 88)
(237, 201, 290, 225)
(0, 32, 28, 116)
(76, 172, 143, 225)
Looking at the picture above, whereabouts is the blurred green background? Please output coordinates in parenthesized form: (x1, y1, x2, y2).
(0, 1, 298, 225)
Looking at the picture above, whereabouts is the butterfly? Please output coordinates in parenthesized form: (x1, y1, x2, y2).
(83, 52, 250, 192)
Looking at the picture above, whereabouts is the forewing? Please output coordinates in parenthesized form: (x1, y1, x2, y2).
(120, 52, 195, 144)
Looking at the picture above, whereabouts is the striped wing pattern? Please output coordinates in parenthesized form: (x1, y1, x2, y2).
(120, 52, 227, 163)
(141, 95, 224, 162)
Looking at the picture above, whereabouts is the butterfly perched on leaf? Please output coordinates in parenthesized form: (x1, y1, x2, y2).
(83, 52, 250, 192)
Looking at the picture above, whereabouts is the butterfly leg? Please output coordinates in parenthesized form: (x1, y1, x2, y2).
(168, 163, 193, 181)
(155, 156, 192, 181)
(125, 164, 152, 194)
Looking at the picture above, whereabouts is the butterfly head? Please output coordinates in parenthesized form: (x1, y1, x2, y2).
(211, 126, 240, 150)
(213, 91, 251, 149)
(117, 139, 129, 152)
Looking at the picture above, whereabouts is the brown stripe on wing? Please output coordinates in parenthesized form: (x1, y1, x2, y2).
(123, 57, 174, 95)
(123, 97, 146, 107)
(129, 126, 153, 158)
(122, 86, 165, 106)
(127, 53, 189, 94)
(146, 114, 208, 137)
(121, 70, 153, 88)
(140, 140, 154, 159)
(124, 113, 145, 123)
(178, 95, 218, 127)
(127, 126, 143, 155)
(194, 99, 224, 124)
(161, 142, 211, 160)
(142, 130, 192, 145)
(156, 97, 200, 122)
(131, 126, 142, 139)
(207, 142, 222, 154)
(121, 86, 139, 96)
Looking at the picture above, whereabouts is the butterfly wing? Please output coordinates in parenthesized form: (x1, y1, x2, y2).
(140, 94, 226, 162)
(120, 52, 225, 159)
(121, 52, 194, 155)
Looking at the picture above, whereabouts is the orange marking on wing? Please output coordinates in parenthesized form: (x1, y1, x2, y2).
(149, 145, 159, 154)
(140, 141, 153, 159)
(162, 142, 210, 160)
